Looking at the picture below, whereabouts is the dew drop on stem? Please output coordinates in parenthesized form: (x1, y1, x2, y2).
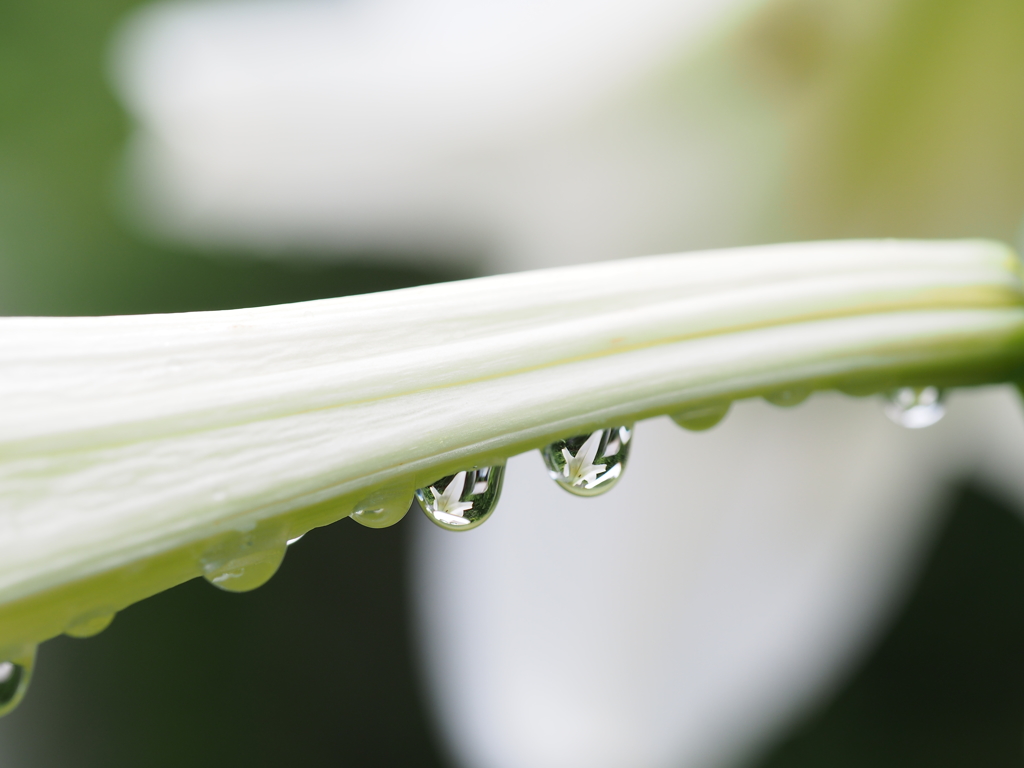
(884, 386, 945, 428)
(671, 403, 730, 432)
(350, 484, 414, 529)
(201, 530, 288, 593)
(541, 426, 631, 497)
(416, 466, 505, 531)
(65, 612, 115, 638)
(764, 387, 811, 407)
(0, 646, 36, 718)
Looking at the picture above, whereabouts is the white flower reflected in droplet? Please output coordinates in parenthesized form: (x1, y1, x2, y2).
(426, 471, 475, 526)
(561, 430, 607, 488)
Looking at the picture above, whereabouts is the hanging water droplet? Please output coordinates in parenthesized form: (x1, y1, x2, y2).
(203, 546, 286, 592)
(416, 465, 505, 531)
(541, 426, 631, 497)
(764, 387, 811, 407)
(838, 379, 889, 398)
(671, 403, 730, 432)
(201, 529, 288, 593)
(65, 612, 115, 639)
(884, 386, 945, 428)
(0, 647, 36, 718)
(350, 485, 414, 529)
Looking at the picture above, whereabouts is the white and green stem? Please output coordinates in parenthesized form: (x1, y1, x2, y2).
(1, 239, 1023, 662)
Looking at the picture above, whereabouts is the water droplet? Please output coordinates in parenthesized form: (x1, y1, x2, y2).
(838, 379, 888, 398)
(671, 403, 730, 432)
(0, 647, 36, 718)
(201, 530, 287, 593)
(764, 387, 811, 407)
(541, 426, 631, 497)
(65, 612, 115, 639)
(884, 386, 945, 428)
(350, 485, 414, 529)
(416, 465, 505, 531)
(286, 534, 305, 546)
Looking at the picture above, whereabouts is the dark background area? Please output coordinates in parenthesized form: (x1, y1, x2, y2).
(3, 0, 1024, 765)
(3, 518, 451, 768)
(758, 488, 1024, 768)
(1, 488, 1022, 767)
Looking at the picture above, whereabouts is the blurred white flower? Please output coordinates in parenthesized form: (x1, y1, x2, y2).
(110, 0, 771, 270)
(102, 2, 1024, 768)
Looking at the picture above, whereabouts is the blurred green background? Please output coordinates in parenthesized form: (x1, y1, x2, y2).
(3, 0, 1024, 766)
(0, 1, 465, 765)
(0, 0, 471, 317)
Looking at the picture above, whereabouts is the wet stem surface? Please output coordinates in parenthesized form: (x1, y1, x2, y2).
(0, 515, 448, 768)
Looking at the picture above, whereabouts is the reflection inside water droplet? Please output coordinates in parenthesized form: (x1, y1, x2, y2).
(416, 466, 505, 531)
(541, 426, 631, 497)
(0, 647, 36, 718)
(884, 386, 945, 428)
(286, 534, 304, 546)
(671, 403, 730, 432)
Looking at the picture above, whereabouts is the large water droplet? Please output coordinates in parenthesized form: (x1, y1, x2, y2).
(884, 386, 945, 428)
(65, 612, 115, 638)
(416, 465, 505, 531)
(671, 403, 730, 432)
(0, 647, 36, 718)
(764, 387, 811, 407)
(350, 485, 414, 529)
(541, 426, 631, 497)
(201, 530, 288, 593)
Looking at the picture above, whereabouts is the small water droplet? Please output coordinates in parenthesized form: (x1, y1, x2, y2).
(416, 465, 505, 531)
(884, 386, 945, 428)
(201, 530, 287, 593)
(764, 387, 811, 407)
(350, 485, 414, 529)
(541, 426, 631, 497)
(838, 380, 888, 398)
(671, 403, 730, 432)
(0, 647, 36, 718)
(286, 534, 305, 546)
(65, 612, 115, 639)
